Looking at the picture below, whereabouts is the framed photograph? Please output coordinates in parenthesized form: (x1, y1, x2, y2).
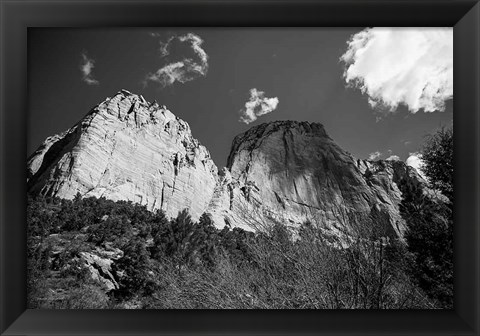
(1, 0, 479, 335)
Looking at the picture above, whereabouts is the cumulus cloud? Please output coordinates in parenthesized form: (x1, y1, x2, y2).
(80, 52, 99, 85)
(146, 33, 208, 88)
(368, 151, 382, 160)
(406, 152, 427, 179)
(340, 28, 453, 113)
(239, 88, 279, 124)
(384, 150, 401, 161)
(385, 155, 400, 161)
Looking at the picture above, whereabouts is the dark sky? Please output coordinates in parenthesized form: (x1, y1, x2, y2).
(28, 28, 453, 167)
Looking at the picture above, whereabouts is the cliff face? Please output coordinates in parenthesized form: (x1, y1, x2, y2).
(27, 89, 218, 221)
(205, 121, 425, 238)
(28, 90, 426, 238)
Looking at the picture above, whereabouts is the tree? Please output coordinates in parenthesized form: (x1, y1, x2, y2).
(151, 209, 196, 267)
(114, 237, 157, 299)
(401, 182, 453, 307)
(421, 126, 453, 202)
(402, 126, 454, 308)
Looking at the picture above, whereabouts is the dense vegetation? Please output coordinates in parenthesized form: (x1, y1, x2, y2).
(27, 194, 432, 309)
(402, 126, 454, 308)
(27, 127, 453, 309)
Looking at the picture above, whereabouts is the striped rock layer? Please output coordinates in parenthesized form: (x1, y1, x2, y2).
(28, 89, 218, 221)
(28, 90, 426, 238)
(205, 121, 425, 238)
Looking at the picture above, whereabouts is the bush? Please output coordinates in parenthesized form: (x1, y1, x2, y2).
(27, 194, 436, 309)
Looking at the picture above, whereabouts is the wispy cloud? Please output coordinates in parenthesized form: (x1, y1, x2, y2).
(149, 33, 175, 57)
(80, 52, 99, 85)
(239, 88, 279, 124)
(145, 33, 208, 88)
(340, 28, 453, 114)
(368, 151, 382, 160)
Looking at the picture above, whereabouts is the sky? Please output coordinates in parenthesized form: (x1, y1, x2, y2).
(28, 28, 453, 169)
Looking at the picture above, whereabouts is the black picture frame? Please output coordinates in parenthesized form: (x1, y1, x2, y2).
(1, 0, 479, 335)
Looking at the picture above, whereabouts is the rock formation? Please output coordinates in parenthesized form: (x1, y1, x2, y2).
(27, 89, 218, 221)
(80, 247, 123, 291)
(205, 121, 426, 238)
(28, 90, 427, 239)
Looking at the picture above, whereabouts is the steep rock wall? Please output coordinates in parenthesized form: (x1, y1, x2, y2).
(206, 121, 425, 238)
(28, 91, 428, 239)
(27, 89, 218, 221)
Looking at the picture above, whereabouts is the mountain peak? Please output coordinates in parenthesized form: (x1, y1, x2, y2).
(227, 120, 330, 170)
(208, 118, 421, 236)
(27, 90, 218, 221)
(28, 90, 427, 239)
(236, 120, 328, 142)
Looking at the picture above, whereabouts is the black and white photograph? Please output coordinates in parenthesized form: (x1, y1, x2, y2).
(27, 27, 453, 309)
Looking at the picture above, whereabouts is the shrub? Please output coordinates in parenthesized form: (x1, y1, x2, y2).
(27, 194, 437, 309)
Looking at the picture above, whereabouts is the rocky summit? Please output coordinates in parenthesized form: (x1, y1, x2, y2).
(27, 89, 218, 221)
(205, 121, 425, 238)
(28, 90, 426, 238)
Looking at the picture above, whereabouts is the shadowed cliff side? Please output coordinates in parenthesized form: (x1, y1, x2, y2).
(206, 120, 427, 239)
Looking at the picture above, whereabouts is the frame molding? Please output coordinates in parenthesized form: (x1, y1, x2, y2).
(1, 0, 479, 335)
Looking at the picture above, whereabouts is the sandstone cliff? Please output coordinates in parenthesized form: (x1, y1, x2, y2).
(27, 89, 218, 221)
(205, 121, 425, 238)
(28, 90, 426, 239)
